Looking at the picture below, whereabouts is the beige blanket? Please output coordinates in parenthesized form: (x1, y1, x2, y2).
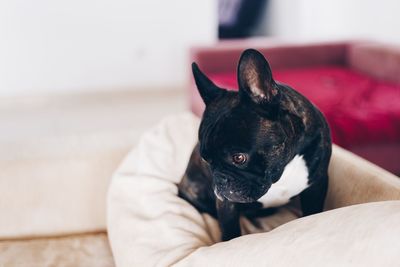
(107, 113, 400, 267)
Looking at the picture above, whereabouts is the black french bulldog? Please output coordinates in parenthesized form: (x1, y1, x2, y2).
(178, 49, 331, 241)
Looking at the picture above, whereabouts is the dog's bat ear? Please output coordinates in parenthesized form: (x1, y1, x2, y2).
(237, 49, 281, 119)
(192, 62, 223, 105)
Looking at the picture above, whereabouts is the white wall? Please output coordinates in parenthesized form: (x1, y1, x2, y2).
(265, 0, 400, 44)
(0, 0, 217, 97)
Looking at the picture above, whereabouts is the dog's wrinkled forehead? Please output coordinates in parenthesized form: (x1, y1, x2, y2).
(199, 95, 284, 157)
(200, 100, 247, 150)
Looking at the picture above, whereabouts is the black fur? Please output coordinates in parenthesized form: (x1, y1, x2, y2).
(178, 49, 331, 241)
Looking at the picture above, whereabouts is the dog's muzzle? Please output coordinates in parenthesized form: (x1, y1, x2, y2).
(213, 188, 224, 201)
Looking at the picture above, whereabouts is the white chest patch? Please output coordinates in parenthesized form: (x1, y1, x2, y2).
(258, 155, 310, 208)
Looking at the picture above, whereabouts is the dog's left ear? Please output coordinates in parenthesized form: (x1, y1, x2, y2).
(192, 63, 224, 106)
(238, 49, 281, 118)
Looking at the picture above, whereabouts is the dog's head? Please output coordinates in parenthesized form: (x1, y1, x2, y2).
(194, 49, 305, 203)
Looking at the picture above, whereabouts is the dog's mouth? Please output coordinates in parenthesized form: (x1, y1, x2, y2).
(213, 188, 225, 201)
(213, 186, 258, 203)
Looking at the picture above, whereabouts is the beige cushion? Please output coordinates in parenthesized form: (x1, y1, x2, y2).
(107, 113, 400, 267)
(0, 90, 185, 240)
(175, 201, 400, 267)
(0, 233, 114, 267)
(0, 131, 134, 239)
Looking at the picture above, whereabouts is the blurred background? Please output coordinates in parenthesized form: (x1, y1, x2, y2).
(1, 0, 400, 263)
(1, 0, 399, 98)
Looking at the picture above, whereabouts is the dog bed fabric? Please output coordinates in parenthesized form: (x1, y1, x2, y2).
(107, 113, 400, 267)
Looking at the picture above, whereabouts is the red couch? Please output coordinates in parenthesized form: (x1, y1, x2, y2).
(188, 40, 400, 174)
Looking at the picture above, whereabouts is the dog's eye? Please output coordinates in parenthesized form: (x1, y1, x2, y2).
(231, 153, 247, 165)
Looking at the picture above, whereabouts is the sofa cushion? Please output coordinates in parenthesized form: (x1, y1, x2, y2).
(0, 233, 114, 267)
(107, 113, 400, 267)
(208, 66, 400, 147)
(0, 90, 186, 240)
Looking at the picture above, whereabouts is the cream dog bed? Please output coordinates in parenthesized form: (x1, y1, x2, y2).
(107, 113, 400, 267)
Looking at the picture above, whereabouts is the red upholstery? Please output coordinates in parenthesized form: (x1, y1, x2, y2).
(208, 66, 400, 148)
(189, 41, 400, 173)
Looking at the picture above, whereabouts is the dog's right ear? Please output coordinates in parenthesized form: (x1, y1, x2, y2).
(237, 49, 281, 119)
(192, 63, 224, 105)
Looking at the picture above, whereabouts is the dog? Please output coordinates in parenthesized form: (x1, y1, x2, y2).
(178, 49, 331, 241)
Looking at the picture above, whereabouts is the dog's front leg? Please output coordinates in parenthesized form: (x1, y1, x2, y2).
(300, 173, 328, 216)
(216, 198, 241, 241)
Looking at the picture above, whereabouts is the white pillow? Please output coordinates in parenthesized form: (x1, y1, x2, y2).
(107, 112, 400, 267)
